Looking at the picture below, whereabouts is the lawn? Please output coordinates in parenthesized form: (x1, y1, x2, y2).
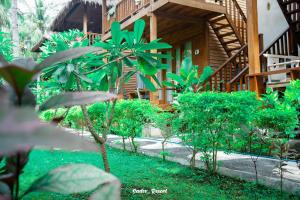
(20, 147, 298, 200)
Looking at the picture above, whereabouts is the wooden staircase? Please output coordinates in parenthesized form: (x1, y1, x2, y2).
(277, 0, 300, 50)
(208, 0, 248, 91)
(208, 0, 298, 92)
(209, 0, 247, 57)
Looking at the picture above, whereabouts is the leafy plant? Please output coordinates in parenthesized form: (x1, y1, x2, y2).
(112, 100, 157, 152)
(153, 111, 175, 161)
(255, 88, 298, 195)
(0, 31, 13, 62)
(39, 20, 171, 172)
(0, 47, 120, 200)
(174, 91, 258, 172)
(162, 57, 213, 94)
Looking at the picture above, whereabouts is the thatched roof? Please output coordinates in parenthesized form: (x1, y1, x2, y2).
(50, 0, 102, 33)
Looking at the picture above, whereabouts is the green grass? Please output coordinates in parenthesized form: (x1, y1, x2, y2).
(20, 147, 299, 200)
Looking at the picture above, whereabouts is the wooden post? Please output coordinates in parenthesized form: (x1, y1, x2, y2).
(247, 0, 261, 95)
(83, 5, 88, 34)
(149, 13, 159, 104)
(102, 0, 107, 35)
(198, 22, 209, 75)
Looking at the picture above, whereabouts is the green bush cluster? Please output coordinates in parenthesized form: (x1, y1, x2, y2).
(174, 89, 299, 172)
(112, 99, 159, 152)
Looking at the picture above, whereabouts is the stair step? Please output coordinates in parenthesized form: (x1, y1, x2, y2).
(223, 39, 239, 45)
(228, 47, 242, 52)
(214, 24, 231, 31)
(287, 7, 300, 15)
(219, 32, 235, 37)
(210, 15, 227, 24)
(280, 0, 299, 6)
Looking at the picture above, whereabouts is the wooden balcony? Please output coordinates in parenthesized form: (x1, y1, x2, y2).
(102, 0, 227, 40)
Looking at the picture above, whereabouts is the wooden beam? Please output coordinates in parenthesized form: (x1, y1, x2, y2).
(247, 0, 261, 95)
(102, 0, 107, 35)
(149, 13, 160, 104)
(168, 0, 226, 14)
(198, 22, 209, 74)
(247, 0, 260, 74)
(154, 11, 203, 24)
(83, 5, 88, 34)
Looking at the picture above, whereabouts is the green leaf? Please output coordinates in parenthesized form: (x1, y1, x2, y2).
(166, 72, 185, 86)
(151, 74, 162, 88)
(124, 70, 136, 83)
(111, 22, 122, 45)
(162, 81, 176, 88)
(139, 74, 156, 92)
(134, 19, 145, 43)
(39, 91, 117, 111)
(138, 57, 157, 76)
(73, 71, 92, 84)
(0, 64, 37, 98)
(24, 164, 120, 196)
(36, 47, 102, 71)
(199, 66, 214, 83)
(123, 57, 135, 67)
(0, 105, 97, 156)
(138, 40, 172, 51)
(90, 180, 121, 200)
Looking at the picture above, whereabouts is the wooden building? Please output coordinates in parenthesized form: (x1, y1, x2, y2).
(33, 0, 300, 106)
(101, 0, 300, 105)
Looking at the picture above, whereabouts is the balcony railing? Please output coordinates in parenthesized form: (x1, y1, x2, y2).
(103, 0, 227, 33)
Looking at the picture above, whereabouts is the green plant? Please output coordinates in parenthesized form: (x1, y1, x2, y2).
(174, 91, 258, 172)
(0, 31, 13, 62)
(153, 111, 174, 161)
(255, 88, 298, 195)
(0, 51, 120, 199)
(112, 100, 157, 152)
(39, 20, 171, 172)
(162, 56, 213, 94)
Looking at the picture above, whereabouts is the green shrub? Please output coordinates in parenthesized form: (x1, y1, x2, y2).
(112, 100, 158, 152)
(153, 111, 174, 160)
(39, 108, 66, 122)
(87, 103, 106, 133)
(174, 91, 258, 171)
(64, 106, 84, 129)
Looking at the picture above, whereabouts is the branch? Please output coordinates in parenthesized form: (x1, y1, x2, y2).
(83, 53, 133, 75)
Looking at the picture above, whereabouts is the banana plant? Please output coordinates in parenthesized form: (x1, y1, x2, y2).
(162, 57, 213, 93)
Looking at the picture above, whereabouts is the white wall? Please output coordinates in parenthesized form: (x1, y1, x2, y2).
(257, 0, 289, 49)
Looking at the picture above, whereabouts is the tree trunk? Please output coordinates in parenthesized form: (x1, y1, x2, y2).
(122, 136, 126, 151)
(162, 139, 166, 161)
(10, 0, 20, 57)
(131, 137, 137, 153)
(190, 149, 197, 169)
(75, 76, 110, 173)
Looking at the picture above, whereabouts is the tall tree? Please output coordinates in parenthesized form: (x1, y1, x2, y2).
(0, 0, 11, 29)
(10, 0, 20, 56)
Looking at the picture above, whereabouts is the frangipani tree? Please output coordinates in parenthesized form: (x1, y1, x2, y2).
(38, 19, 172, 172)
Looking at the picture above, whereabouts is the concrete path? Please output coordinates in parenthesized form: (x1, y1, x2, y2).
(66, 128, 300, 195)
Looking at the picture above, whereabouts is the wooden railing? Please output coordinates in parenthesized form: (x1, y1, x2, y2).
(260, 27, 290, 72)
(86, 32, 101, 45)
(209, 44, 248, 91)
(103, 0, 150, 33)
(227, 27, 291, 92)
(224, 0, 247, 44)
